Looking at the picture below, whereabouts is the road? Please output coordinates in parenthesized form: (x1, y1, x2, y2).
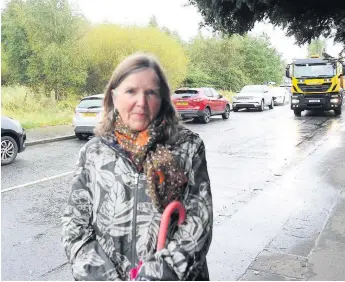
(2, 105, 345, 280)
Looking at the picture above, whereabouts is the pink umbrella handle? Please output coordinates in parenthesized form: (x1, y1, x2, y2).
(157, 201, 186, 251)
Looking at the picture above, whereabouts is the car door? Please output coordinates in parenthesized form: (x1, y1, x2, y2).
(263, 86, 272, 105)
(210, 88, 223, 112)
(203, 88, 216, 112)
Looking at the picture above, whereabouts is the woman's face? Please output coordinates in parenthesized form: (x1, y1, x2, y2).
(112, 68, 162, 131)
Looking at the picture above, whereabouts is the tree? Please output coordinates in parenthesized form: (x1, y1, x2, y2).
(1, 0, 89, 99)
(81, 24, 189, 93)
(148, 15, 158, 27)
(185, 34, 283, 91)
(188, 0, 345, 45)
(307, 39, 326, 57)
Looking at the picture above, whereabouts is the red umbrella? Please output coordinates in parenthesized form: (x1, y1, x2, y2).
(129, 201, 186, 280)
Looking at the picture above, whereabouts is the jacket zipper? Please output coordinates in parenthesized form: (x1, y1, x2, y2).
(131, 173, 140, 268)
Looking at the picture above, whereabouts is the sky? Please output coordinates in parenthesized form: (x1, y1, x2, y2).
(74, 0, 343, 63)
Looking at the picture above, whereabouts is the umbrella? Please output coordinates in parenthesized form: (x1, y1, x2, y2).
(129, 201, 186, 280)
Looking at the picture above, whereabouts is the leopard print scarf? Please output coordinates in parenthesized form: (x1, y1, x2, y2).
(114, 114, 187, 212)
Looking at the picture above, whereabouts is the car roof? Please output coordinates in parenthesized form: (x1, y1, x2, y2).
(175, 87, 201, 92)
(81, 94, 105, 100)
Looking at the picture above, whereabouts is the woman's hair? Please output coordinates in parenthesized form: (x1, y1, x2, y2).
(95, 53, 180, 139)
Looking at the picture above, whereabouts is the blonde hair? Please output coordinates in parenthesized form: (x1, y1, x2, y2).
(95, 53, 180, 138)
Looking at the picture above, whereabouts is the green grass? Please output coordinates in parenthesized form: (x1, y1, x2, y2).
(218, 90, 236, 103)
(1, 86, 78, 129)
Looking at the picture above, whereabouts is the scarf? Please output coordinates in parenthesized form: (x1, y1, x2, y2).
(114, 114, 187, 212)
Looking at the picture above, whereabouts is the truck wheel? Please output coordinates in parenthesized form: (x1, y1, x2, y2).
(294, 109, 302, 117)
(334, 109, 342, 116)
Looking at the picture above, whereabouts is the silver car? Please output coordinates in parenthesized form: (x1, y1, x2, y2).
(232, 85, 274, 112)
(72, 94, 104, 140)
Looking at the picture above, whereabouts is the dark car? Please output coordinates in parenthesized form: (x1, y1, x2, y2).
(1, 116, 26, 165)
(172, 87, 231, 123)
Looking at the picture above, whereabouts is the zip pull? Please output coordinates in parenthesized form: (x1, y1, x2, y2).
(134, 173, 139, 185)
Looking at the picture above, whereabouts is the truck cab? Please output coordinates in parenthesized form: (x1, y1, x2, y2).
(286, 56, 344, 116)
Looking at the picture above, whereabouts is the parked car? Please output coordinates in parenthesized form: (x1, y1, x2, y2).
(232, 85, 274, 112)
(73, 94, 104, 140)
(172, 87, 231, 123)
(271, 87, 290, 105)
(1, 116, 26, 165)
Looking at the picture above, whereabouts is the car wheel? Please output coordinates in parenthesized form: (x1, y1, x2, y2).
(201, 107, 211, 123)
(233, 108, 239, 112)
(76, 133, 90, 140)
(269, 99, 274, 109)
(294, 109, 302, 117)
(222, 105, 230, 119)
(259, 100, 264, 112)
(1, 136, 19, 165)
(334, 108, 342, 116)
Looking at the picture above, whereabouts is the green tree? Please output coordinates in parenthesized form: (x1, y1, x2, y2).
(188, 0, 345, 45)
(1, 0, 89, 99)
(81, 24, 189, 94)
(307, 39, 326, 57)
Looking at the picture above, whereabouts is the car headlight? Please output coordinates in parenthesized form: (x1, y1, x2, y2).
(292, 99, 299, 104)
(331, 98, 339, 103)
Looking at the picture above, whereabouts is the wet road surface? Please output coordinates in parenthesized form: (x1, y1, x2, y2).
(2, 105, 344, 280)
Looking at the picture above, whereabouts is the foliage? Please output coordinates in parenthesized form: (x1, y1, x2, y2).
(307, 39, 326, 57)
(188, 0, 345, 45)
(81, 24, 189, 93)
(184, 34, 283, 91)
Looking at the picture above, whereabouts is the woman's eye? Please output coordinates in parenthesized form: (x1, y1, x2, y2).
(126, 89, 134, 94)
(146, 90, 158, 95)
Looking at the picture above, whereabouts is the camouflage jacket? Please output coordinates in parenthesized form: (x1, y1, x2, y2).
(61, 126, 213, 281)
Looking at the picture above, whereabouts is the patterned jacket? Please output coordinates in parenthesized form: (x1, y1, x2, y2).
(61, 126, 213, 280)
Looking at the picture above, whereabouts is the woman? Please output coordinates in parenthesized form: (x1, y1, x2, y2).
(61, 53, 213, 281)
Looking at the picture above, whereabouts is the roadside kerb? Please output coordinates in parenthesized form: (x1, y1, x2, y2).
(26, 135, 76, 146)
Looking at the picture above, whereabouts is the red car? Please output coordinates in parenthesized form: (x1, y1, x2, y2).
(172, 87, 231, 123)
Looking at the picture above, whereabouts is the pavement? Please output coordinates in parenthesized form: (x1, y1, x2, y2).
(25, 124, 75, 145)
(3, 107, 345, 281)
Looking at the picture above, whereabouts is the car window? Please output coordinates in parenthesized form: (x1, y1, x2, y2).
(78, 98, 103, 109)
(203, 88, 213, 97)
(210, 88, 220, 97)
(173, 89, 199, 98)
(240, 85, 265, 93)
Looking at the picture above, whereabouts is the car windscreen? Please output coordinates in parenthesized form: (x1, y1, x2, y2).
(173, 90, 199, 98)
(240, 86, 265, 93)
(78, 98, 103, 109)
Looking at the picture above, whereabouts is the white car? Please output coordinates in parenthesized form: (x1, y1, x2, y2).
(72, 94, 104, 140)
(232, 85, 274, 112)
(271, 87, 290, 105)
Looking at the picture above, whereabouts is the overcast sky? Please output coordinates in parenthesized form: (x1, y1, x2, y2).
(74, 0, 343, 63)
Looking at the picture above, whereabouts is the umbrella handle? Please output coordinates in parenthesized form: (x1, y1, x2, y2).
(156, 201, 186, 251)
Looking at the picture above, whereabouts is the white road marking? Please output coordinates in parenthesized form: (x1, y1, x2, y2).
(1, 171, 74, 193)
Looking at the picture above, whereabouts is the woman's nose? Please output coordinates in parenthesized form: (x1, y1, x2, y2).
(135, 92, 147, 107)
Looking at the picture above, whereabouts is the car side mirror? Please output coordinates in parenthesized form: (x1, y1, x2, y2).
(219, 95, 223, 99)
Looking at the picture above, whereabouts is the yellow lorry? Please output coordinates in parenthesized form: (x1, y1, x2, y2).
(286, 56, 344, 116)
